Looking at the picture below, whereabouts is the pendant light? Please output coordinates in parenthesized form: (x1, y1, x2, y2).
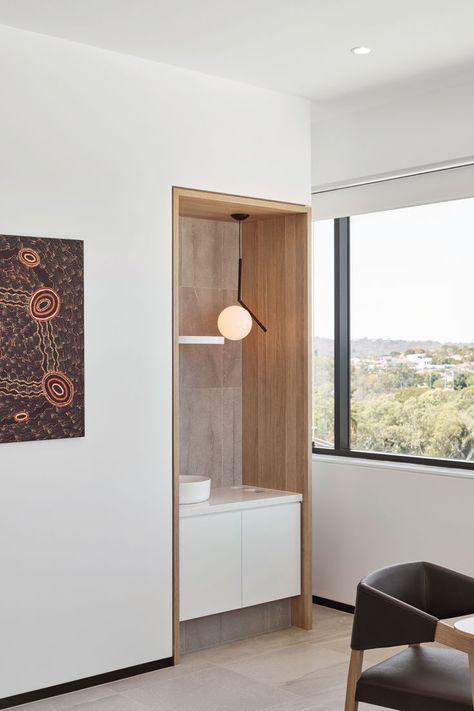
(217, 213, 267, 341)
(217, 304, 252, 341)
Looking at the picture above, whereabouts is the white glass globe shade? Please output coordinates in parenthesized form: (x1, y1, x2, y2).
(217, 305, 252, 341)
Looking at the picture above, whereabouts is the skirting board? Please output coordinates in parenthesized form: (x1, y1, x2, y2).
(0, 657, 174, 710)
(313, 595, 355, 614)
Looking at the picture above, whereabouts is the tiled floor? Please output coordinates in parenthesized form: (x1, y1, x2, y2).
(12, 606, 390, 711)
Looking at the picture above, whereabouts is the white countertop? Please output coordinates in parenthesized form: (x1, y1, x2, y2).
(179, 485, 302, 518)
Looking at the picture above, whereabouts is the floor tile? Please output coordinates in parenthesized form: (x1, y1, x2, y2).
(118, 665, 302, 711)
(281, 659, 349, 698)
(218, 641, 349, 686)
(68, 695, 149, 711)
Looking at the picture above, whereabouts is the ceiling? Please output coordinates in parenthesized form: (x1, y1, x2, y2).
(0, 0, 473, 112)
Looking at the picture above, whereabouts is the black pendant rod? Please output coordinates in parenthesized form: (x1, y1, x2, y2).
(231, 213, 267, 333)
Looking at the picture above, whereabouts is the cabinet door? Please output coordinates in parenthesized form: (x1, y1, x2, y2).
(242, 503, 301, 607)
(180, 512, 242, 621)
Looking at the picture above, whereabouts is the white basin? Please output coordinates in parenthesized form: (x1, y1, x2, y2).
(180, 475, 211, 505)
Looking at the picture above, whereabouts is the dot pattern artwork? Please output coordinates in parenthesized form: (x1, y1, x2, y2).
(0, 235, 84, 443)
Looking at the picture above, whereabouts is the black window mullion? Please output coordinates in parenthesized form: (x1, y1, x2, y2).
(334, 217, 350, 451)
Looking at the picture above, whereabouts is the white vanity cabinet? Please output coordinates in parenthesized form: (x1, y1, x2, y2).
(179, 488, 301, 622)
(242, 503, 301, 607)
(180, 511, 242, 621)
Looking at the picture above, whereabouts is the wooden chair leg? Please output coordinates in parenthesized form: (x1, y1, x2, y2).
(345, 649, 364, 711)
(469, 654, 474, 709)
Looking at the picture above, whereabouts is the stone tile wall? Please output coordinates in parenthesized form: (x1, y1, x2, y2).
(179, 216, 242, 487)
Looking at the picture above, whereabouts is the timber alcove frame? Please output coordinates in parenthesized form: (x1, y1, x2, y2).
(172, 187, 312, 660)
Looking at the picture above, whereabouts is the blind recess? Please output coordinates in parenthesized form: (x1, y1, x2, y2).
(312, 158, 474, 220)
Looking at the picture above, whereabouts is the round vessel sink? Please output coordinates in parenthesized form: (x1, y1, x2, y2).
(179, 475, 211, 505)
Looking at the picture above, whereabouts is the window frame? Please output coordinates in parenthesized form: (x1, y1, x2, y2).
(312, 215, 474, 472)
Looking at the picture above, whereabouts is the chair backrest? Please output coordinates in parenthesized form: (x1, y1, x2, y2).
(351, 561, 474, 650)
(363, 561, 427, 610)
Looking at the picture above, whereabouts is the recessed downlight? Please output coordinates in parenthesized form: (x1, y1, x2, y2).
(351, 46, 372, 55)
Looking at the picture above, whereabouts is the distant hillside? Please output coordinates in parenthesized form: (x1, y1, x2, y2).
(313, 337, 444, 357)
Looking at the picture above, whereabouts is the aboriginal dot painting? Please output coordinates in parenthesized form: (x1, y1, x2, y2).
(0, 235, 84, 443)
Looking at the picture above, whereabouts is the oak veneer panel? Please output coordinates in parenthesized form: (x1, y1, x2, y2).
(177, 187, 308, 223)
(241, 215, 309, 487)
(172, 190, 180, 661)
(242, 213, 312, 629)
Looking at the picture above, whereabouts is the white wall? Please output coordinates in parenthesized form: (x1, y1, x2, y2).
(311, 78, 474, 605)
(312, 457, 474, 605)
(0, 25, 310, 699)
(311, 76, 474, 188)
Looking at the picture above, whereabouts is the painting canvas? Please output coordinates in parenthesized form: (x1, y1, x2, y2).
(0, 235, 84, 443)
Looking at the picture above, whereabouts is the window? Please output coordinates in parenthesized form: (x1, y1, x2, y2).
(312, 220, 334, 448)
(312, 197, 474, 469)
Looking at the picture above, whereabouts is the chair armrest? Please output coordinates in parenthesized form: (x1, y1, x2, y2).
(435, 619, 474, 655)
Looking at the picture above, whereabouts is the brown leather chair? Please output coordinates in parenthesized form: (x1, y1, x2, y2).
(345, 562, 474, 711)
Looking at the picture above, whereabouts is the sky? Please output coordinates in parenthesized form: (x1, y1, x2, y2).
(313, 196, 474, 343)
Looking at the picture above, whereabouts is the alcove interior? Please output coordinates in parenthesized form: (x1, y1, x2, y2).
(173, 187, 312, 659)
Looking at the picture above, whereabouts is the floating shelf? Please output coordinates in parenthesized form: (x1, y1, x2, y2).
(178, 336, 225, 345)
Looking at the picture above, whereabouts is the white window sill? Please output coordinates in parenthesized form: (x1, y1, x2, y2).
(312, 452, 474, 481)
